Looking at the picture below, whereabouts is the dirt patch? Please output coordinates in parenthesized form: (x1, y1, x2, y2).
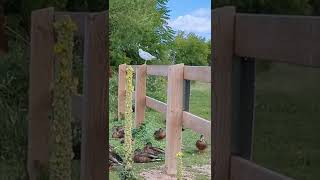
(140, 166, 194, 180)
(191, 164, 211, 177)
(140, 164, 211, 180)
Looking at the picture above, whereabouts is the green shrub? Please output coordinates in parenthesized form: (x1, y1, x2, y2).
(0, 40, 29, 178)
(146, 76, 167, 103)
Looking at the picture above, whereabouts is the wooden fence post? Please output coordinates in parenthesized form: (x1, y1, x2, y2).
(135, 64, 147, 127)
(165, 64, 184, 175)
(231, 57, 256, 160)
(212, 6, 236, 180)
(28, 7, 54, 180)
(118, 64, 126, 119)
(81, 12, 107, 180)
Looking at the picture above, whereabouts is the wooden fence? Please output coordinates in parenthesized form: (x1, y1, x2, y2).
(117, 64, 211, 175)
(28, 8, 108, 180)
(212, 6, 320, 180)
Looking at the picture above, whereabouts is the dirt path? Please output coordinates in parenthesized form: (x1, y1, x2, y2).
(140, 164, 211, 180)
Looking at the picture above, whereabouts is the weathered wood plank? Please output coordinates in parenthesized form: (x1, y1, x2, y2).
(165, 64, 184, 175)
(147, 65, 168, 76)
(235, 13, 320, 67)
(184, 66, 211, 82)
(71, 95, 83, 123)
(146, 96, 167, 114)
(135, 64, 147, 127)
(80, 12, 107, 180)
(118, 64, 126, 119)
(55, 12, 88, 36)
(182, 111, 211, 140)
(230, 156, 294, 180)
(28, 7, 54, 180)
(212, 6, 236, 180)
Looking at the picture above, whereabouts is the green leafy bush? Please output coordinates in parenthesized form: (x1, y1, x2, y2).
(0, 40, 29, 178)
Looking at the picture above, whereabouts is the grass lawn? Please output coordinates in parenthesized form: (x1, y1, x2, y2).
(109, 81, 211, 179)
(253, 62, 320, 180)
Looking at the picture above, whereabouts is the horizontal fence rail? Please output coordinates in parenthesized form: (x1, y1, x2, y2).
(235, 13, 320, 67)
(182, 111, 211, 140)
(132, 65, 211, 82)
(230, 156, 294, 180)
(146, 96, 167, 114)
(184, 66, 211, 82)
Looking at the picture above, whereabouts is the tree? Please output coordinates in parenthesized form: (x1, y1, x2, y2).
(172, 32, 210, 66)
(109, 0, 174, 66)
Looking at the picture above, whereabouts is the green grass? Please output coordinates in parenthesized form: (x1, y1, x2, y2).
(109, 81, 211, 179)
(253, 62, 320, 180)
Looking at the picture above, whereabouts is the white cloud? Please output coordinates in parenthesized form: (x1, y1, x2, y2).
(168, 8, 211, 34)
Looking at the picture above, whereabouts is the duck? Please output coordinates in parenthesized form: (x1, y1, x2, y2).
(143, 142, 165, 156)
(133, 149, 161, 163)
(154, 128, 166, 140)
(112, 126, 125, 138)
(109, 145, 122, 169)
(196, 135, 207, 152)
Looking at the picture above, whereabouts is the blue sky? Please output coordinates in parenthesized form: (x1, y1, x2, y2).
(167, 0, 211, 40)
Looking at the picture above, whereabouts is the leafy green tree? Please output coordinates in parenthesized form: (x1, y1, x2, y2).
(109, 0, 174, 66)
(172, 32, 210, 66)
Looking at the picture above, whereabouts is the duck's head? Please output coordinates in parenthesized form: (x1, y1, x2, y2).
(134, 149, 141, 153)
(200, 135, 204, 141)
(146, 142, 152, 147)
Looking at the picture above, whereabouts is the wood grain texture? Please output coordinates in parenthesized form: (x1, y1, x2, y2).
(182, 111, 211, 140)
(135, 64, 147, 127)
(212, 6, 236, 180)
(165, 64, 184, 175)
(146, 96, 167, 114)
(117, 64, 126, 119)
(184, 66, 211, 82)
(147, 65, 169, 76)
(230, 156, 293, 180)
(235, 13, 320, 67)
(28, 7, 54, 180)
(80, 12, 107, 180)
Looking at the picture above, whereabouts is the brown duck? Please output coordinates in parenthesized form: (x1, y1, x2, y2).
(109, 145, 122, 168)
(112, 126, 124, 138)
(143, 142, 165, 156)
(196, 135, 207, 152)
(133, 149, 161, 163)
(154, 128, 166, 140)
